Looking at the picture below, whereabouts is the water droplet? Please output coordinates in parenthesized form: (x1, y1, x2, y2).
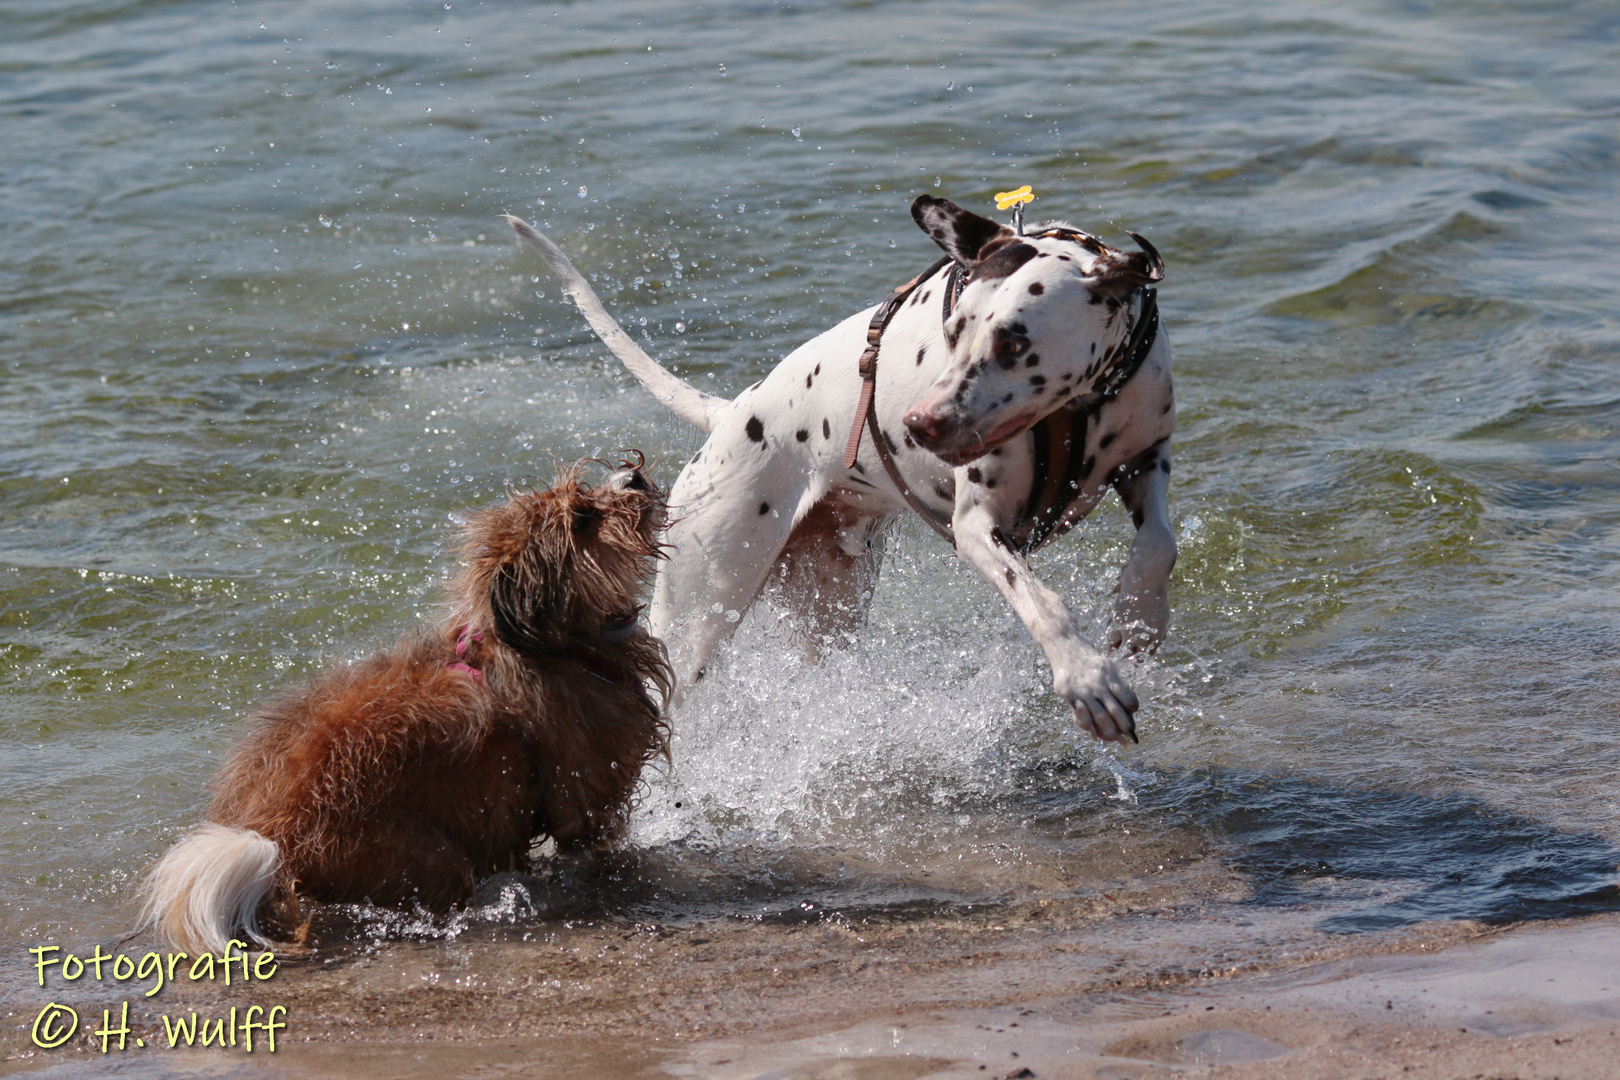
(888, 239, 897, 247)
(945, 81, 955, 90)
(1024, 110, 1033, 118)
(324, 60, 337, 69)
(717, 63, 726, 74)
(319, 215, 333, 227)
(725, 609, 741, 623)
(675, 321, 686, 333)
(401, 463, 411, 473)
(638, 316, 648, 325)
(791, 126, 802, 140)
(577, 186, 588, 198)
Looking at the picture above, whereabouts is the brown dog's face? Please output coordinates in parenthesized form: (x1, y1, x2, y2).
(454, 461, 665, 655)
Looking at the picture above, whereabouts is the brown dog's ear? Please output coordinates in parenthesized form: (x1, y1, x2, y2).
(488, 563, 555, 656)
(912, 195, 1014, 266)
(1089, 231, 1165, 299)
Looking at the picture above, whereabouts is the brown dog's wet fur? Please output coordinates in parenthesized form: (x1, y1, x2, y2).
(203, 461, 670, 926)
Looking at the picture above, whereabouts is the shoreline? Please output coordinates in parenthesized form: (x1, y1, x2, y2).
(6, 908, 1618, 1078)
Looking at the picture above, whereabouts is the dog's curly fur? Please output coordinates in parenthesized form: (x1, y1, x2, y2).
(139, 461, 671, 954)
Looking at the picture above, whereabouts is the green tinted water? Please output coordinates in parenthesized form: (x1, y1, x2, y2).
(2, 0, 1617, 962)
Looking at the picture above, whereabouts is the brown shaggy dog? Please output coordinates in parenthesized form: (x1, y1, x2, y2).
(139, 459, 671, 954)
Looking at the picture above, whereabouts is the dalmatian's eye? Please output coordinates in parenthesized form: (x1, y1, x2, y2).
(992, 329, 1031, 369)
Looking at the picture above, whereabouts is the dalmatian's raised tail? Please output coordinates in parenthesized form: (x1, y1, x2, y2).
(503, 214, 724, 433)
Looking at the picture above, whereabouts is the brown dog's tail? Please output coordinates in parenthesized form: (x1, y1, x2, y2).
(137, 823, 280, 955)
(502, 213, 726, 432)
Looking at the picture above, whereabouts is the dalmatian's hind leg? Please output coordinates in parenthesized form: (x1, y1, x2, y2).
(765, 499, 889, 659)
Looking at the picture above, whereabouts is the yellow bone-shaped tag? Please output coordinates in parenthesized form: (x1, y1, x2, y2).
(995, 185, 1034, 210)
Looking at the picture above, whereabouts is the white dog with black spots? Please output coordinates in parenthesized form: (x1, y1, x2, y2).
(505, 194, 1175, 743)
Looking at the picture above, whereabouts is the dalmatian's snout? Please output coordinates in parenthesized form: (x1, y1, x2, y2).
(901, 397, 962, 448)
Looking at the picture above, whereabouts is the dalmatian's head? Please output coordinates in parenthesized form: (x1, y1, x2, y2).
(901, 195, 1163, 467)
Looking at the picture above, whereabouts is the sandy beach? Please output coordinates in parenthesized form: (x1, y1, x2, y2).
(7, 908, 1618, 1078)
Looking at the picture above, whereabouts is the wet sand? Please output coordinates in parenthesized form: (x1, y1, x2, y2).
(6, 907, 1618, 1078)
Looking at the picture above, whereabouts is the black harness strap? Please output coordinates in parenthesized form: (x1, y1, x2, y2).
(1017, 287, 1160, 552)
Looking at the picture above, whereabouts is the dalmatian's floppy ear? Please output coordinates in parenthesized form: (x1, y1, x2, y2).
(911, 195, 1013, 266)
(1089, 232, 1166, 299)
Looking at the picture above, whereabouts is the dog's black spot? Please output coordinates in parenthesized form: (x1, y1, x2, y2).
(945, 319, 963, 349)
(1005, 568, 1016, 586)
(1162, 401, 1173, 414)
(849, 474, 875, 487)
(990, 526, 1012, 550)
(985, 476, 997, 489)
(814, 363, 820, 375)
(1161, 458, 1171, 474)
(1025, 352, 1040, 368)
(990, 447, 1004, 456)
(1030, 375, 1046, 387)
(903, 432, 915, 449)
(758, 501, 771, 515)
(745, 416, 765, 443)
(851, 460, 867, 474)
(1100, 430, 1118, 449)
(796, 429, 809, 442)
(1008, 321, 1028, 336)
(1089, 293, 1105, 306)
(1106, 297, 1120, 312)
(1090, 342, 1097, 355)
(822, 418, 831, 438)
(689, 451, 702, 465)
(1061, 371, 1073, 381)
(806, 372, 813, 388)
(1028, 281, 1045, 295)
(748, 380, 763, 391)
(934, 483, 953, 501)
(974, 239, 1037, 280)
(966, 467, 982, 484)
(916, 344, 927, 366)
(1057, 254, 1071, 262)
(1002, 392, 1015, 405)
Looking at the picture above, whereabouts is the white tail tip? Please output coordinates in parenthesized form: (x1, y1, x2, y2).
(138, 823, 280, 955)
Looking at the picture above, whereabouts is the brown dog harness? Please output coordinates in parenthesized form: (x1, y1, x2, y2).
(842, 255, 1160, 553)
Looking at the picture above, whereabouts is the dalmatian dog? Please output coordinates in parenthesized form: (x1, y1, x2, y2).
(504, 195, 1174, 743)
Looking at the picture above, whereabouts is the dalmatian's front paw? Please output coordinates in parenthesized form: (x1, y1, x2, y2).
(1109, 589, 1169, 656)
(1052, 656, 1140, 744)
(1106, 616, 1163, 656)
